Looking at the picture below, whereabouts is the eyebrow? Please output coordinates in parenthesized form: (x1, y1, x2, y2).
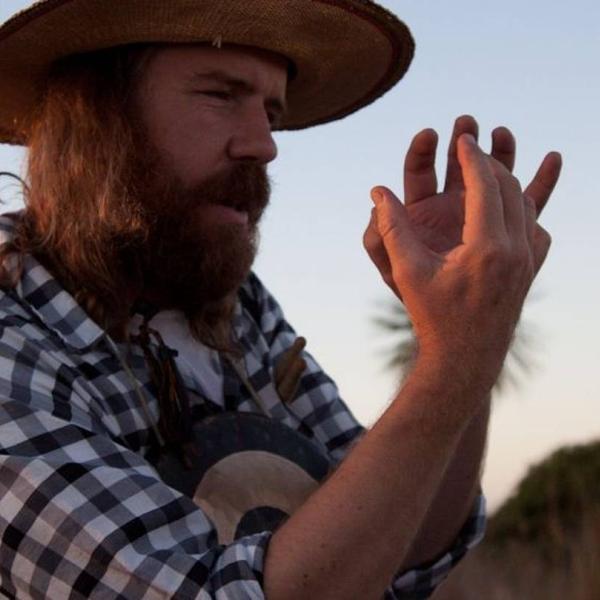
(186, 70, 288, 121)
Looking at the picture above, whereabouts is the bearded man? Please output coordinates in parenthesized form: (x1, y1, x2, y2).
(0, 2, 561, 599)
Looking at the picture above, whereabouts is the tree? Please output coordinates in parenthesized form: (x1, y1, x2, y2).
(373, 299, 541, 394)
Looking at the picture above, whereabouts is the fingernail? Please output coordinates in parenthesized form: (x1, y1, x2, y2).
(371, 189, 384, 205)
(462, 133, 476, 146)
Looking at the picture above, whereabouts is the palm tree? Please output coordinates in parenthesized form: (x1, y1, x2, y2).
(373, 300, 541, 395)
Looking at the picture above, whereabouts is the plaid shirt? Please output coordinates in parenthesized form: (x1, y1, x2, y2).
(0, 212, 484, 599)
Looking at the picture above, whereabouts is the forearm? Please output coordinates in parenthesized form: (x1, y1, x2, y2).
(401, 398, 490, 570)
(264, 365, 485, 600)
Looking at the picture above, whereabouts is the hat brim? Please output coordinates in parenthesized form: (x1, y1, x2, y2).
(0, 0, 414, 145)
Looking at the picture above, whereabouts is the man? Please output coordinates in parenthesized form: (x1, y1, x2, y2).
(0, 1, 561, 599)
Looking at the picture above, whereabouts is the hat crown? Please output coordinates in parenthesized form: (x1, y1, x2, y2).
(0, 0, 414, 144)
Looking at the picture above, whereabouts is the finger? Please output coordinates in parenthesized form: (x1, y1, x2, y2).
(371, 186, 428, 282)
(274, 337, 306, 385)
(490, 127, 516, 172)
(457, 134, 506, 243)
(363, 209, 394, 289)
(489, 157, 525, 239)
(444, 115, 479, 192)
(524, 152, 562, 216)
(277, 356, 307, 403)
(404, 128, 439, 205)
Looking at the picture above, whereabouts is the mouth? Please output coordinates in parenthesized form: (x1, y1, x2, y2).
(202, 203, 249, 226)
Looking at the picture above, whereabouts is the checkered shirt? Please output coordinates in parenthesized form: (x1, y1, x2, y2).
(0, 212, 485, 599)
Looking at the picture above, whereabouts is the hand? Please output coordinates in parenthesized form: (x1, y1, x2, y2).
(406, 115, 522, 254)
(363, 120, 562, 395)
(364, 116, 561, 286)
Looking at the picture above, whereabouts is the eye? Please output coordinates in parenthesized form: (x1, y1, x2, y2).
(201, 90, 232, 101)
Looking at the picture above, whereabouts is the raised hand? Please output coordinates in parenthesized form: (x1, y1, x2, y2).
(363, 121, 562, 399)
(364, 116, 561, 293)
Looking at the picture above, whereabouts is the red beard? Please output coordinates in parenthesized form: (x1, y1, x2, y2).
(134, 161, 271, 313)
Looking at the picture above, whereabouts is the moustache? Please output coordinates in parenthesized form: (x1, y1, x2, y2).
(182, 163, 271, 225)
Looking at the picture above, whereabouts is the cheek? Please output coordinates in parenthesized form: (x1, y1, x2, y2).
(155, 116, 228, 185)
(139, 85, 232, 184)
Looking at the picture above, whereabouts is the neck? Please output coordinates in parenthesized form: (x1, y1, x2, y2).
(132, 285, 240, 352)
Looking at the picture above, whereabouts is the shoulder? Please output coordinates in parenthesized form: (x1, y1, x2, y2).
(0, 284, 128, 443)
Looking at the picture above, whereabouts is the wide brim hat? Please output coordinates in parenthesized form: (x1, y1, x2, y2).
(0, 0, 414, 145)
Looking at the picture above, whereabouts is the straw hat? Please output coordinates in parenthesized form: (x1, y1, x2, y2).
(0, 0, 414, 144)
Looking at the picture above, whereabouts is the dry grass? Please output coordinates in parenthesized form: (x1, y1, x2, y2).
(433, 509, 600, 600)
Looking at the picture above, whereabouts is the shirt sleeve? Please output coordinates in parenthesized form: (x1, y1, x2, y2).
(245, 272, 487, 599)
(384, 494, 486, 599)
(0, 396, 272, 599)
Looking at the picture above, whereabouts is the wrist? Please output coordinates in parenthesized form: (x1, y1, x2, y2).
(400, 352, 493, 423)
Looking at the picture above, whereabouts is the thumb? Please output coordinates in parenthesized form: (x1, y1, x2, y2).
(371, 186, 426, 274)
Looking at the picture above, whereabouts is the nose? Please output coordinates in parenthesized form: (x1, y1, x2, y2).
(227, 104, 278, 165)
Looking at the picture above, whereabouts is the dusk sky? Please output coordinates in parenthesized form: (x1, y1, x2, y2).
(0, 0, 598, 510)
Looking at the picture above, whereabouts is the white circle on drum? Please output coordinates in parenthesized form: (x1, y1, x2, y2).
(193, 449, 320, 544)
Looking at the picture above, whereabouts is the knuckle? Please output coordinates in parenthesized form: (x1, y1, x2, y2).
(490, 157, 522, 192)
(363, 226, 380, 250)
(506, 254, 531, 281)
(484, 181, 503, 204)
(477, 241, 509, 265)
(475, 240, 535, 280)
(363, 242, 380, 266)
(486, 161, 498, 180)
(537, 226, 552, 247)
(523, 195, 537, 218)
(377, 215, 398, 240)
(490, 155, 507, 174)
(533, 244, 551, 273)
(508, 174, 523, 193)
(511, 244, 531, 267)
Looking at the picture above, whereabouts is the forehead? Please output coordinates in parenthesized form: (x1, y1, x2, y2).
(141, 44, 289, 95)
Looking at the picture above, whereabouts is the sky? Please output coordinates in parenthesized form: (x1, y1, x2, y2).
(0, 0, 598, 511)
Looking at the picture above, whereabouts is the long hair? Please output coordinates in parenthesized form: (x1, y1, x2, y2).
(0, 45, 258, 350)
(0, 45, 157, 340)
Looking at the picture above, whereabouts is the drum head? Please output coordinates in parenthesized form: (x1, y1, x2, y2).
(155, 412, 331, 543)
